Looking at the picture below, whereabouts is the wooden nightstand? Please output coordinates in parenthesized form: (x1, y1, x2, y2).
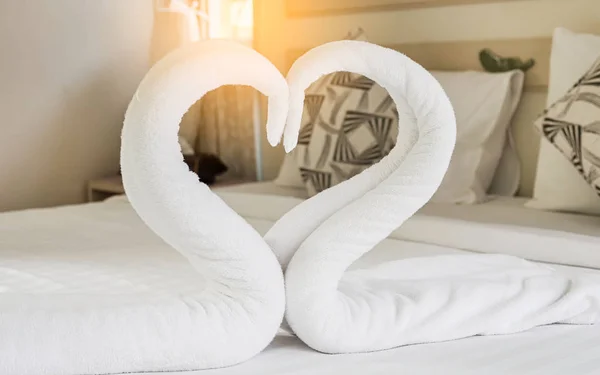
(87, 176, 125, 202)
(87, 175, 249, 202)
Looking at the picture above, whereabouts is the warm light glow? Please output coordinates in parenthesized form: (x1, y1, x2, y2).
(208, 0, 253, 42)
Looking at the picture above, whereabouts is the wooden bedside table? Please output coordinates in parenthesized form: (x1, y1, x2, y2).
(87, 175, 250, 202)
(87, 176, 125, 202)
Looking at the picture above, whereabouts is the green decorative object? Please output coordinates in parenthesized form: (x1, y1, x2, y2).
(479, 48, 535, 73)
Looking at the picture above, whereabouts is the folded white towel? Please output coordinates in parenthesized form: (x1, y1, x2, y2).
(118, 40, 287, 373)
(266, 40, 600, 354)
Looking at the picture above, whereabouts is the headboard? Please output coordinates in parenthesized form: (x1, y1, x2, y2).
(286, 38, 551, 91)
(253, 0, 600, 197)
(285, 0, 528, 17)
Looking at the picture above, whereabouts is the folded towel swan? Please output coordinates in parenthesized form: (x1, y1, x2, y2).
(120, 40, 287, 372)
(265, 41, 600, 354)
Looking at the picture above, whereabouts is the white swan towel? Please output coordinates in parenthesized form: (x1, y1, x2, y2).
(266, 41, 600, 354)
(121, 40, 286, 373)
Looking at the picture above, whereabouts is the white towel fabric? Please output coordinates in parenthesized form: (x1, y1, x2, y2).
(265, 41, 600, 354)
(115, 41, 286, 373)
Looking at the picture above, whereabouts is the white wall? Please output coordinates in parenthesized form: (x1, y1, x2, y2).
(0, 0, 153, 211)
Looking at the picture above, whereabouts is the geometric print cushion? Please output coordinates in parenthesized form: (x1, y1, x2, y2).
(534, 56, 600, 198)
(294, 71, 398, 196)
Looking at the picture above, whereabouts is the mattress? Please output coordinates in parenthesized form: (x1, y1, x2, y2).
(217, 182, 600, 237)
(2, 184, 600, 374)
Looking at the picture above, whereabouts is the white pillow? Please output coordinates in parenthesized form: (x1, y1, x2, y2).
(527, 27, 600, 215)
(276, 69, 524, 203)
(430, 70, 524, 203)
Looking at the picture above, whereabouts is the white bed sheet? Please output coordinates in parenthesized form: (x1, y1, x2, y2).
(216, 182, 600, 269)
(149, 324, 600, 375)
(216, 182, 600, 238)
(2, 183, 600, 374)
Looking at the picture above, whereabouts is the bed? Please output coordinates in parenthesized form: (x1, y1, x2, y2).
(2, 182, 600, 374)
(3, 1, 600, 373)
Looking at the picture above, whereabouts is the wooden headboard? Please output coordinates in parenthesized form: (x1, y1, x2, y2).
(253, 0, 600, 197)
(285, 0, 527, 17)
(286, 37, 551, 92)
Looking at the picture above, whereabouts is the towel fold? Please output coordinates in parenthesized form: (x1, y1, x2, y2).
(265, 41, 600, 354)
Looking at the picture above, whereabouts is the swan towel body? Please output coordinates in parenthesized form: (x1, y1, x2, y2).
(120, 41, 286, 373)
(266, 41, 600, 354)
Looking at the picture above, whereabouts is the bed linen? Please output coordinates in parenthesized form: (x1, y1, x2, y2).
(1, 190, 600, 374)
(218, 182, 600, 267)
(144, 324, 600, 375)
(221, 182, 600, 235)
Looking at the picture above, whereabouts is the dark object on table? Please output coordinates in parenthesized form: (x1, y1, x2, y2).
(479, 48, 535, 73)
(185, 152, 228, 185)
(118, 150, 228, 185)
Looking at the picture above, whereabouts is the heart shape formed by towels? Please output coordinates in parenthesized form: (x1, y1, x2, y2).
(121, 39, 600, 373)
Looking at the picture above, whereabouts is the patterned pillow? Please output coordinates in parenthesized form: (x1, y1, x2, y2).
(534, 57, 600, 197)
(274, 28, 372, 189)
(295, 72, 398, 195)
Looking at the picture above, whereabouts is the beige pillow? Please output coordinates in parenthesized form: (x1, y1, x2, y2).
(527, 28, 600, 215)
